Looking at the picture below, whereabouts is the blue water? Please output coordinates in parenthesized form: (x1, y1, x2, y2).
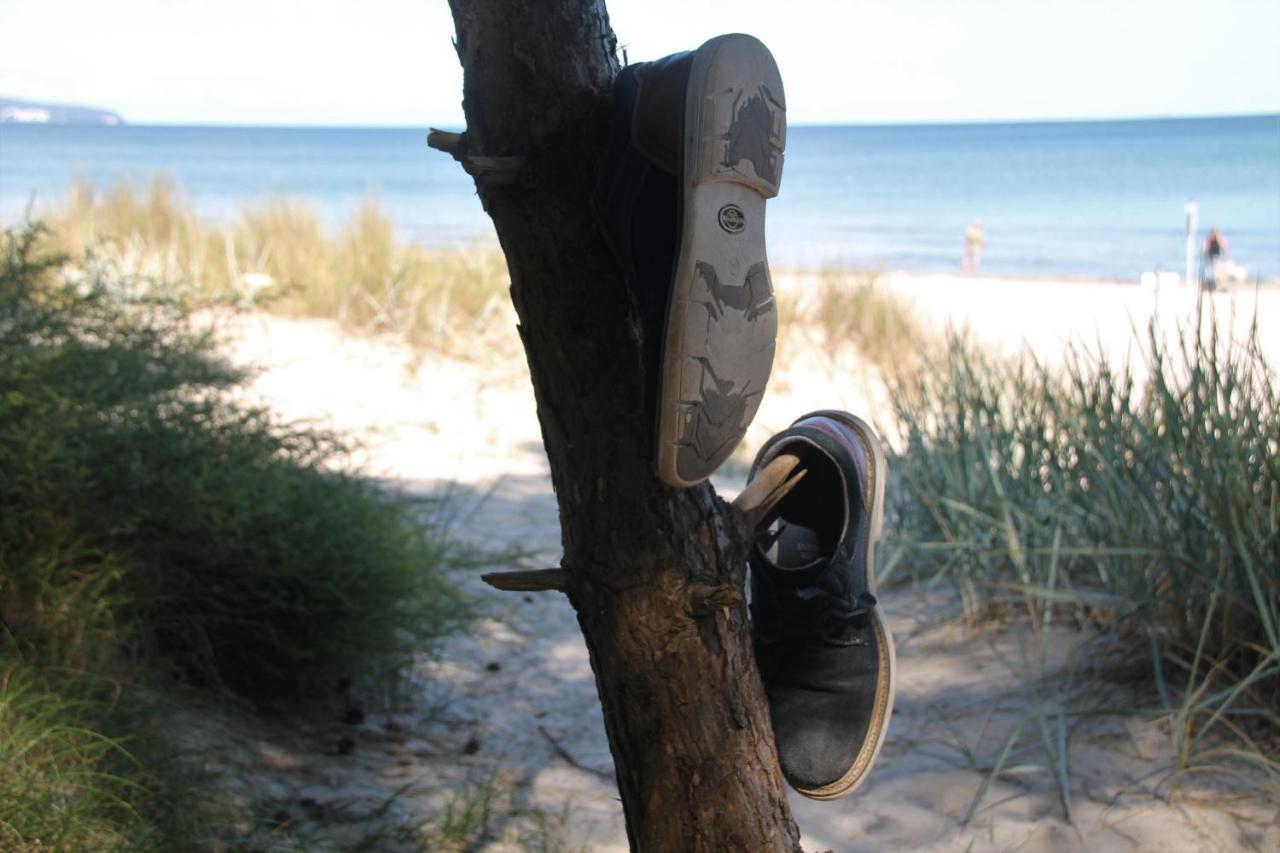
(2, 115, 1277, 278)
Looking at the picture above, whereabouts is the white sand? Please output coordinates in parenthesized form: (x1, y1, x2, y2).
(207, 273, 1278, 851)
(876, 272, 1280, 368)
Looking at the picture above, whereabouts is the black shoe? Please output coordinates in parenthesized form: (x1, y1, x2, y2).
(595, 34, 786, 488)
(748, 410, 895, 799)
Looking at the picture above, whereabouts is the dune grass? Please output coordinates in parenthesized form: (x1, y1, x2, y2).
(885, 312, 1279, 779)
(1, 222, 468, 847)
(46, 178, 514, 357)
(778, 269, 933, 375)
(0, 667, 223, 852)
(782, 274, 1277, 775)
(0, 670, 148, 851)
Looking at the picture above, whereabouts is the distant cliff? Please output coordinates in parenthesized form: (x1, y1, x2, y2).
(0, 97, 125, 125)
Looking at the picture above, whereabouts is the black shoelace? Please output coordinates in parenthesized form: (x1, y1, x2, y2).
(755, 582, 878, 646)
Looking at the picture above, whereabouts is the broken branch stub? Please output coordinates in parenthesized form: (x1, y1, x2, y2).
(426, 127, 527, 185)
(480, 568, 568, 592)
(481, 454, 805, 596)
(426, 128, 463, 154)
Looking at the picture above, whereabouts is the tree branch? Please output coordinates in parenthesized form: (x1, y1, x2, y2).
(480, 568, 568, 592)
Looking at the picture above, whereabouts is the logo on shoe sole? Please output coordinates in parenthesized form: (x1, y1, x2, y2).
(718, 204, 746, 234)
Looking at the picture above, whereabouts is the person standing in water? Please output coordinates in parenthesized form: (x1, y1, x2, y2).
(963, 221, 985, 272)
(1202, 227, 1227, 291)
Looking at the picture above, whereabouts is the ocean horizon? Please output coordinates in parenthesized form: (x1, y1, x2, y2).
(3, 114, 1277, 279)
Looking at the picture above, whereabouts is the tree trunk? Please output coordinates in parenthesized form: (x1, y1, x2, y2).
(441, 2, 802, 849)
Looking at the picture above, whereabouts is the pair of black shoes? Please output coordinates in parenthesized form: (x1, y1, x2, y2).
(596, 35, 895, 798)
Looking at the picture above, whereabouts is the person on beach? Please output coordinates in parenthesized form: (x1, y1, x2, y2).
(1201, 227, 1226, 291)
(963, 221, 985, 272)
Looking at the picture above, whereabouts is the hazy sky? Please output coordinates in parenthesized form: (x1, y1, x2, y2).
(2, 0, 1277, 125)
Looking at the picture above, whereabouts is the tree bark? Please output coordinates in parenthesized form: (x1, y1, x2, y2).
(442, 2, 802, 849)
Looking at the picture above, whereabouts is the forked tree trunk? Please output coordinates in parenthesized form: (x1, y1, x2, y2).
(440, 2, 802, 849)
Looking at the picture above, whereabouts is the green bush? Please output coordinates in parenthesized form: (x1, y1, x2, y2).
(887, 317, 1279, 771)
(1, 222, 464, 697)
(1, 220, 470, 845)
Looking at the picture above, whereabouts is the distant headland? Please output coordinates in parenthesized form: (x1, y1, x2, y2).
(0, 97, 125, 125)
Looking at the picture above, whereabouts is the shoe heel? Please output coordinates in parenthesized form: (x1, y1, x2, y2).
(688, 34, 786, 197)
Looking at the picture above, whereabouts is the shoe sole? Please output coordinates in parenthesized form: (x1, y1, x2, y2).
(657, 33, 786, 487)
(793, 411, 896, 800)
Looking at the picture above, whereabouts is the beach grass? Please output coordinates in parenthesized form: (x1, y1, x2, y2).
(47, 178, 514, 357)
(885, 312, 1279, 778)
(0, 669, 148, 851)
(811, 270, 933, 371)
(1, 222, 468, 847)
(777, 269, 933, 376)
(0, 667, 226, 852)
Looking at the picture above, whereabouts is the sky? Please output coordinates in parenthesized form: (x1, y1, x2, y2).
(1, 0, 1278, 126)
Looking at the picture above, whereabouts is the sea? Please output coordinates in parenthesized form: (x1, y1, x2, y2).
(1, 114, 1277, 280)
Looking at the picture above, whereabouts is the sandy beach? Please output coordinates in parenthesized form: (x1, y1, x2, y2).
(208, 271, 1278, 851)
